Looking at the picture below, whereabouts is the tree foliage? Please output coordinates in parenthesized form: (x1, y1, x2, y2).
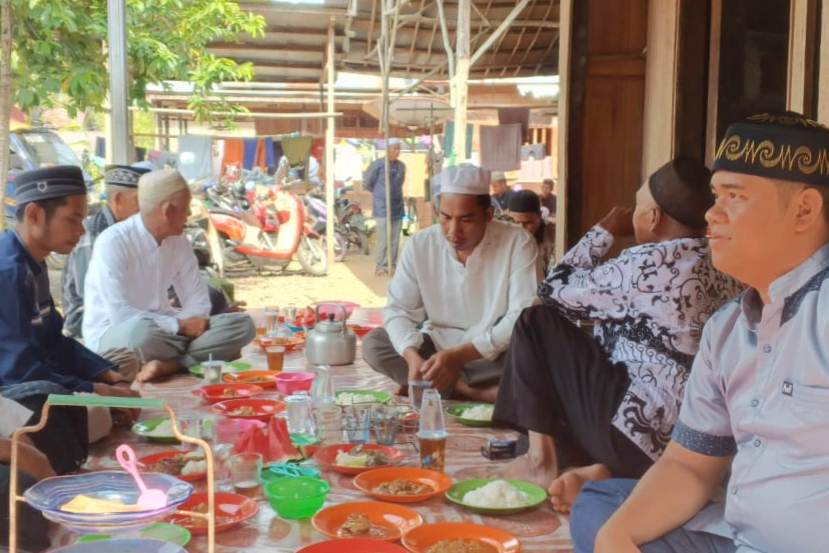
(12, 0, 265, 121)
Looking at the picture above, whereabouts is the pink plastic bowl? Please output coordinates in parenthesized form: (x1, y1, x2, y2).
(276, 371, 316, 395)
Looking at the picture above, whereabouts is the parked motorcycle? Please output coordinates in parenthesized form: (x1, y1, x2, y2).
(205, 186, 328, 276)
(335, 184, 373, 255)
(302, 190, 349, 262)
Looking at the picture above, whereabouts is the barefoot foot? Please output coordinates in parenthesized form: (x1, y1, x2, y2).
(548, 463, 611, 514)
(499, 453, 559, 488)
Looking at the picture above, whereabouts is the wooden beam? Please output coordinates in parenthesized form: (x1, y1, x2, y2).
(407, 0, 428, 73)
(366, 0, 378, 57)
(136, 107, 341, 120)
(787, 0, 818, 116)
(555, 0, 573, 260)
(436, 0, 456, 79)
(498, 0, 535, 76)
(237, 2, 347, 17)
(819, 0, 829, 123)
(351, 18, 557, 31)
(518, 0, 554, 67)
(704, 0, 722, 165)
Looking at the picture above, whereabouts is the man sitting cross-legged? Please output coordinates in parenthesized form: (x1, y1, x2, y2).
(83, 169, 255, 383)
(493, 158, 741, 513)
(362, 164, 540, 401)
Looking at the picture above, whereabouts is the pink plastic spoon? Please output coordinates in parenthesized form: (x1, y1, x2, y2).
(116, 444, 168, 510)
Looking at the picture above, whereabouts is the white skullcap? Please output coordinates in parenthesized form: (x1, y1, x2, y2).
(435, 163, 491, 196)
(138, 169, 188, 212)
(491, 171, 506, 181)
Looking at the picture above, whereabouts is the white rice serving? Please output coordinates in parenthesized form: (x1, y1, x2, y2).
(337, 392, 378, 406)
(462, 480, 530, 508)
(461, 405, 494, 421)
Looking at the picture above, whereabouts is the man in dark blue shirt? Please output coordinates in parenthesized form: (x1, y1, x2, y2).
(0, 166, 138, 473)
(364, 139, 406, 276)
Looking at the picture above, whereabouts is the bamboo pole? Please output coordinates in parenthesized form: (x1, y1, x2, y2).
(381, 0, 394, 274)
(453, 0, 471, 162)
(0, 0, 12, 231)
(325, 19, 337, 269)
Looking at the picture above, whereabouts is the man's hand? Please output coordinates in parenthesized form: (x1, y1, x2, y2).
(18, 443, 55, 481)
(598, 206, 635, 237)
(403, 348, 426, 382)
(421, 349, 463, 391)
(178, 317, 209, 339)
(98, 369, 128, 385)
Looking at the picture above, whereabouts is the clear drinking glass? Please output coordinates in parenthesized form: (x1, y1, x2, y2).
(229, 452, 263, 497)
(286, 392, 317, 438)
(343, 406, 371, 444)
(264, 307, 280, 336)
(371, 404, 399, 445)
(408, 380, 433, 411)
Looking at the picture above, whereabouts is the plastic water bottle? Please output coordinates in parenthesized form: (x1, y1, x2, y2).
(416, 389, 448, 471)
(311, 366, 342, 444)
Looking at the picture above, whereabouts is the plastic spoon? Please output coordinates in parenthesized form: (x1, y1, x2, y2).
(116, 444, 168, 510)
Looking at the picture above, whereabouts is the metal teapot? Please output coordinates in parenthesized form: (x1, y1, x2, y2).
(305, 304, 356, 366)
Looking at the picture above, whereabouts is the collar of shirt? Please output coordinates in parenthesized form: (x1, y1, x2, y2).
(11, 230, 44, 277)
(440, 221, 495, 268)
(739, 242, 829, 324)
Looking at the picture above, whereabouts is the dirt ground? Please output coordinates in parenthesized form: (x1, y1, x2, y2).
(231, 249, 392, 309)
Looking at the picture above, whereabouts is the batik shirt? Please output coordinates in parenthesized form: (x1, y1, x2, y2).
(0, 231, 113, 392)
(539, 226, 741, 459)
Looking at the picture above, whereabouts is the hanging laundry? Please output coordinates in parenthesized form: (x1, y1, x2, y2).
(498, 108, 531, 143)
(480, 123, 522, 172)
(282, 136, 314, 166)
(442, 121, 473, 160)
(222, 139, 244, 173)
(177, 134, 213, 181)
(243, 138, 259, 170)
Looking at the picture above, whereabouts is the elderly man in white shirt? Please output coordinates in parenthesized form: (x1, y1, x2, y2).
(83, 170, 255, 383)
(362, 164, 540, 402)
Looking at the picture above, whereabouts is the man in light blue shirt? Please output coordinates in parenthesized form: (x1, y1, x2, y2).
(572, 112, 829, 553)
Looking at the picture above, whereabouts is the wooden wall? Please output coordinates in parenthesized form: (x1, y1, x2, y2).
(563, 0, 648, 244)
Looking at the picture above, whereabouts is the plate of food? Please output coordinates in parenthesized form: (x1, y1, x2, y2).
(445, 479, 546, 515)
(445, 404, 495, 427)
(353, 467, 452, 503)
(188, 360, 251, 377)
(297, 539, 408, 553)
(212, 398, 285, 422)
(138, 451, 207, 482)
(132, 418, 179, 443)
(401, 522, 520, 553)
(314, 444, 405, 475)
(25, 471, 193, 534)
(196, 383, 264, 404)
(312, 501, 422, 541)
(257, 335, 306, 352)
(168, 492, 259, 535)
(335, 390, 393, 407)
(223, 370, 280, 388)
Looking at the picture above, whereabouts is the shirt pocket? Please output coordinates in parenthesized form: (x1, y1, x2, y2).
(777, 382, 829, 470)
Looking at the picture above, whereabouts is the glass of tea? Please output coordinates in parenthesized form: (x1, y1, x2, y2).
(266, 345, 285, 372)
(229, 452, 263, 497)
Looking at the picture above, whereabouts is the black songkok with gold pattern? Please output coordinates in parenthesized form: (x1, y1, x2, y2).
(713, 112, 829, 187)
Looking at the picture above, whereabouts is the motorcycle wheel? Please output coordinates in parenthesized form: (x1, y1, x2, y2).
(297, 235, 328, 276)
(334, 232, 348, 263)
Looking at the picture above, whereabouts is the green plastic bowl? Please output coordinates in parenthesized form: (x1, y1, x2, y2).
(264, 476, 330, 519)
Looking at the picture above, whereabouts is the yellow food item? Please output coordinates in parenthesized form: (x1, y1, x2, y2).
(60, 495, 144, 514)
